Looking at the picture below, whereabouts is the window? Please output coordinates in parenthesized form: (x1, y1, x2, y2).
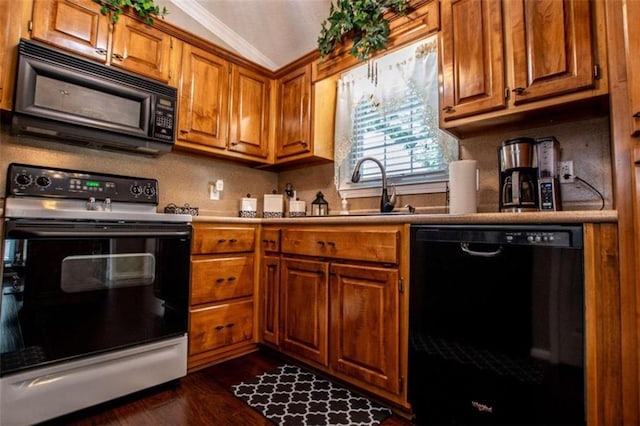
(334, 35, 458, 198)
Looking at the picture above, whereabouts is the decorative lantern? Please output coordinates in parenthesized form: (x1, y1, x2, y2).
(311, 191, 329, 216)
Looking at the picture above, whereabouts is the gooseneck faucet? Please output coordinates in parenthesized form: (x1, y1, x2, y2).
(351, 157, 396, 212)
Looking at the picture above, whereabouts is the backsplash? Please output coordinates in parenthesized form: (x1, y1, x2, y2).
(280, 116, 613, 213)
(1, 115, 612, 216)
(0, 125, 278, 216)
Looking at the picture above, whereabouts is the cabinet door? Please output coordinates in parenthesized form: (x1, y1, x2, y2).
(31, 0, 110, 62)
(626, 0, 640, 136)
(177, 44, 229, 149)
(228, 65, 270, 158)
(110, 15, 172, 83)
(280, 258, 329, 366)
(440, 0, 506, 122)
(261, 255, 280, 346)
(277, 64, 311, 158)
(330, 264, 400, 394)
(509, 0, 595, 104)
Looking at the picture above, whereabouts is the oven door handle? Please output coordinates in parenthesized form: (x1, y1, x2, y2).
(460, 242, 503, 257)
(6, 226, 191, 238)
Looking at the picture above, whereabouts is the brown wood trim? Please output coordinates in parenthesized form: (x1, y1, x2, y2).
(584, 223, 623, 426)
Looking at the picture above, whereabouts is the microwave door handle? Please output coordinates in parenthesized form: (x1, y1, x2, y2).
(460, 242, 503, 257)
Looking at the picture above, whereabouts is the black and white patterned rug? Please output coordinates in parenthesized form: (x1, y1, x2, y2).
(230, 364, 392, 425)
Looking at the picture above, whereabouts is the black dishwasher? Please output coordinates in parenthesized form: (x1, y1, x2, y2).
(409, 225, 585, 425)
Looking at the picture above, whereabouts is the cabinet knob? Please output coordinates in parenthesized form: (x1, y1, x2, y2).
(112, 53, 124, 61)
(442, 106, 454, 113)
(230, 141, 238, 146)
(95, 48, 107, 56)
(512, 87, 526, 95)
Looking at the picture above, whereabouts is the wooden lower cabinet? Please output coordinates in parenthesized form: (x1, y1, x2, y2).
(188, 224, 258, 371)
(262, 225, 407, 408)
(330, 263, 400, 394)
(279, 258, 329, 366)
(189, 299, 254, 355)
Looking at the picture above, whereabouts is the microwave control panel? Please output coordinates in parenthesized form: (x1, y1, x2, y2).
(6, 163, 158, 204)
(153, 97, 175, 141)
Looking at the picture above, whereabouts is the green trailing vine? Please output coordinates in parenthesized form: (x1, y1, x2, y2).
(94, 0, 168, 25)
(317, 0, 410, 62)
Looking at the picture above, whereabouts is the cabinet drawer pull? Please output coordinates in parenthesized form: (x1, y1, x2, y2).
(179, 129, 189, 134)
(269, 239, 276, 244)
(327, 241, 336, 247)
(95, 48, 107, 55)
(300, 142, 308, 148)
(214, 325, 225, 331)
(442, 105, 454, 113)
(267, 263, 278, 268)
(633, 112, 640, 118)
(512, 87, 526, 95)
(112, 53, 124, 61)
(227, 276, 236, 281)
(229, 239, 238, 243)
(226, 323, 235, 328)
(215, 277, 225, 283)
(218, 239, 227, 243)
(316, 240, 325, 246)
(230, 141, 238, 146)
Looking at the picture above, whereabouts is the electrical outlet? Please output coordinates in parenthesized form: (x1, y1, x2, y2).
(209, 182, 220, 200)
(558, 160, 575, 183)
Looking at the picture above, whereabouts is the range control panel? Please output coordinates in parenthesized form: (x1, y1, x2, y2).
(6, 163, 159, 204)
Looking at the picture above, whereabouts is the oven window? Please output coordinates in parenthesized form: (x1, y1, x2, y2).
(1, 234, 190, 376)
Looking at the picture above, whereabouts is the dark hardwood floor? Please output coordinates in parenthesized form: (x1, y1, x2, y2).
(42, 349, 413, 425)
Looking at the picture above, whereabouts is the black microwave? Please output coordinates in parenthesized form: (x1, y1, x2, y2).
(11, 39, 177, 156)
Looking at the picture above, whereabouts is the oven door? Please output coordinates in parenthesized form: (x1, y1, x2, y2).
(1, 219, 191, 377)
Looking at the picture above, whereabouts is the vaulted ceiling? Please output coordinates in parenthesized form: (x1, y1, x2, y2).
(155, 0, 333, 71)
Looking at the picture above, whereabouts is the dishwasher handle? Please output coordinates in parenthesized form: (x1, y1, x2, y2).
(460, 242, 503, 257)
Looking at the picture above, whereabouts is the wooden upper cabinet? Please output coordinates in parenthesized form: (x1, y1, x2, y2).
(626, 0, 640, 136)
(176, 44, 229, 150)
(440, 0, 506, 121)
(31, 0, 110, 62)
(110, 15, 172, 83)
(277, 64, 312, 159)
(30, 0, 175, 83)
(228, 65, 270, 158)
(509, 0, 595, 104)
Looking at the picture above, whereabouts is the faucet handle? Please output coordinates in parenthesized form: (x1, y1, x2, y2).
(388, 185, 397, 205)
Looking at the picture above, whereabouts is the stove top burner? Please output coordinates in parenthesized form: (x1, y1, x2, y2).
(5, 163, 191, 223)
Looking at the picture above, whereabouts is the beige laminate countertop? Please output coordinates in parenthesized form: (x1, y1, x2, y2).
(190, 210, 617, 225)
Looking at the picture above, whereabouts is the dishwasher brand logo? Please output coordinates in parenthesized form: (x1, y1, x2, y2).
(471, 400, 494, 413)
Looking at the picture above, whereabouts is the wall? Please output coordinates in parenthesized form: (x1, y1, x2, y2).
(0, 123, 279, 216)
(0, 114, 612, 217)
(280, 116, 613, 214)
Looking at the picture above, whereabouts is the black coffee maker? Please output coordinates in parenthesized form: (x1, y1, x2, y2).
(498, 137, 538, 212)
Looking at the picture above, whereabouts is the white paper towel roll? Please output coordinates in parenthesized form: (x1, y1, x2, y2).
(449, 160, 478, 214)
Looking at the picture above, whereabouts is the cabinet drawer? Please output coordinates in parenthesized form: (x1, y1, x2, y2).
(192, 225, 255, 254)
(261, 228, 280, 252)
(189, 300, 253, 355)
(281, 228, 399, 264)
(191, 255, 254, 305)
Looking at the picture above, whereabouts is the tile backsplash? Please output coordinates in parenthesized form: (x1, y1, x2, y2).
(1, 115, 612, 216)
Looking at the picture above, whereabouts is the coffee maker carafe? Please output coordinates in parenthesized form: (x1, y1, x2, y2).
(499, 138, 538, 212)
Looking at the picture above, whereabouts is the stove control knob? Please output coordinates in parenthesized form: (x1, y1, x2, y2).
(143, 186, 156, 197)
(130, 185, 142, 196)
(35, 176, 51, 188)
(15, 173, 32, 186)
